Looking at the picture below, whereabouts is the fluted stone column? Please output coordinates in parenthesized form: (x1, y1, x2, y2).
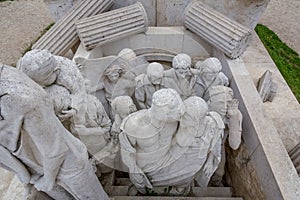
(32, 0, 114, 56)
(76, 2, 148, 50)
(184, 1, 252, 59)
(289, 144, 300, 176)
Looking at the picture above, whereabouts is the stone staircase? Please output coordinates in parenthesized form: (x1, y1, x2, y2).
(100, 171, 243, 200)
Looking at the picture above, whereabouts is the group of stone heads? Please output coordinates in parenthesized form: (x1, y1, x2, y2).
(134, 53, 230, 111)
(11, 48, 243, 197)
(119, 88, 225, 195)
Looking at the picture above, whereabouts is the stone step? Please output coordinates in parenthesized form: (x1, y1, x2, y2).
(183, 1, 251, 59)
(32, 0, 114, 55)
(191, 187, 232, 197)
(76, 2, 148, 50)
(110, 197, 243, 200)
(108, 184, 234, 198)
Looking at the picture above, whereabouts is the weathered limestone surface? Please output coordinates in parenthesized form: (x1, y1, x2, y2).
(32, 0, 114, 55)
(200, 0, 270, 30)
(44, 0, 82, 21)
(257, 70, 277, 102)
(74, 27, 211, 61)
(184, 1, 252, 59)
(112, 0, 156, 26)
(76, 3, 148, 50)
(215, 45, 300, 200)
(242, 34, 300, 153)
(289, 143, 300, 176)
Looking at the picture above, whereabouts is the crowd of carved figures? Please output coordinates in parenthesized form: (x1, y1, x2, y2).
(0, 48, 242, 199)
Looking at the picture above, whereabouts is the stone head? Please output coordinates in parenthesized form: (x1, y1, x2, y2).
(118, 48, 137, 61)
(181, 96, 208, 127)
(207, 85, 234, 117)
(172, 53, 192, 78)
(104, 65, 124, 82)
(111, 96, 137, 119)
(147, 62, 164, 85)
(44, 85, 72, 117)
(195, 57, 222, 83)
(150, 88, 185, 122)
(19, 49, 60, 87)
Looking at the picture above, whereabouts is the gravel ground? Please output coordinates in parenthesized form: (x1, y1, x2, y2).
(0, 0, 53, 66)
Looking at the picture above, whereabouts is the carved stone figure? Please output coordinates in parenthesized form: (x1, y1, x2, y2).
(146, 96, 224, 195)
(119, 88, 185, 193)
(111, 96, 137, 136)
(98, 96, 137, 171)
(192, 57, 229, 101)
(163, 53, 195, 100)
(0, 64, 109, 200)
(18, 49, 87, 125)
(207, 85, 243, 186)
(45, 85, 112, 155)
(97, 63, 126, 104)
(112, 48, 149, 100)
(135, 62, 165, 109)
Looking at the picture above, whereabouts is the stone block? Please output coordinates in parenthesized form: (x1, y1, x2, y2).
(184, 1, 252, 59)
(156, 0, 192, 26)
(76, 2, 148, 50)
(32, 0, 114, 55)
(112, 0, 156, 26)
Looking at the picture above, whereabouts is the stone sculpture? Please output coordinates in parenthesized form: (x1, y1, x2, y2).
(146, 96, 224, 195)
(163, 53, 195, 100)
(97, 61, 126, 104)
(0, 64, 109, 200)
(207, 85, 243, 186)
(135, 62, 165, 109)
(192, 57, 229, 101)
(111, 96, 137, 137)
(18, 49, 87, 126)
(111, 48, 149, 100)
(99, 96, 137, 171)
(119, 88, 185, 193)
(45, 85, 112, 155)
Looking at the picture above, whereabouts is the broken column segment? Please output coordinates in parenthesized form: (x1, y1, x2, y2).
(32, 0, 114, 56)
(257, 70, 278, 102)
(184, 1, 252, 59)
(76, 2, 148, 50)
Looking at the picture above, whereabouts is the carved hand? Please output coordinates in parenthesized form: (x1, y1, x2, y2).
(58, 108, 77, 121)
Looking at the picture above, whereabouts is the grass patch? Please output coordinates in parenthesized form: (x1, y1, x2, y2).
(22, 22, 55, 55)
(255, 24, 300, 102)
(0, 0, 14, 2)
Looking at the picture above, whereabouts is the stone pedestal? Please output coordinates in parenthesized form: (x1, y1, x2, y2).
(184, 1, 252, 59)
(32, 0, 114, 55)
(76, 2, 148, 50)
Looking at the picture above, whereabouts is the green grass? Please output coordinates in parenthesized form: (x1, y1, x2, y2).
(255, 24, 300, 102)
(0, 0, 14, 2)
